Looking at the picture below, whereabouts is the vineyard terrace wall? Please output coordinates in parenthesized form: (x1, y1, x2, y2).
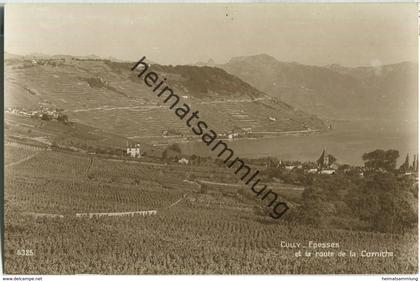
(131, 56, 289, 219)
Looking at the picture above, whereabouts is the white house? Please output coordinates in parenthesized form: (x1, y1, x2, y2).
(126, 143, 142, 158)
(228, 132, 239, 139)
(320, 169, 335, 175)
(178, 158, 189, 165)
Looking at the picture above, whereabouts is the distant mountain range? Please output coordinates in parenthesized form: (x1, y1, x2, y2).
(5, 54, 325, 140)
(5, 52, 127, 62)
(218, 54, 417, 121)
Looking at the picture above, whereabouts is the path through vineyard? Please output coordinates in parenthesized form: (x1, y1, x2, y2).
(5, 151, 41, 168)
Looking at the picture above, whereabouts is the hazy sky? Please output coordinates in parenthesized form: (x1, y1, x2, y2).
(5, 3, 418, 66)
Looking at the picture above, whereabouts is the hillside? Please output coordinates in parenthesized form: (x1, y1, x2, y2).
(220, 54, 418, 121)
(5, 113, 128, 151)
(5, 56, 326, 141)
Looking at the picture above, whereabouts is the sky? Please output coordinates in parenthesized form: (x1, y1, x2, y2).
(5, 3, 418, 67)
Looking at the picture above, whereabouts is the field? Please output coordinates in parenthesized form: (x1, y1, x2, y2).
(4, 145, 418, 274)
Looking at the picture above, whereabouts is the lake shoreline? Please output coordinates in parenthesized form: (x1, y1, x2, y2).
(177, 119, 418, 166)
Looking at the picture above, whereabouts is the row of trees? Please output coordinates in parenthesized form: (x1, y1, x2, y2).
(290, 149, 418, 234)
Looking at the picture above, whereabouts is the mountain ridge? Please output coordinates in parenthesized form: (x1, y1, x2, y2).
(218, 54, 417, 121)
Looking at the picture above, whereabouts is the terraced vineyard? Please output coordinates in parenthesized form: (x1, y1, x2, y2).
(6, 58, 326, 139)
(4, 146, 418, 274)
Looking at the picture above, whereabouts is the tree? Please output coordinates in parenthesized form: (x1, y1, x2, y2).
(346, 172, 417, 233)
(57, 113, 69, 124)
(161, 150, 168, 160)
(162, 143, 182, 161)
(41, 113, 52, 121)
(299, 185, 334, 227)
(362, 149, 399, 172)
(199, 183, 208, 194)
(167, 143, 181, 154)
(399, 153, 410, 172)
(327, 154, 337, 165)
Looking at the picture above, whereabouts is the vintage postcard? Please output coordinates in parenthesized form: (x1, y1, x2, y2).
(3, 3, 418, 277)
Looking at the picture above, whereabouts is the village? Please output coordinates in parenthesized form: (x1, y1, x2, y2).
(124, 140, 419, 180)
(6, 106, 69, 123)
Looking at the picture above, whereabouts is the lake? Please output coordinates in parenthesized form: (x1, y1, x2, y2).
(178, 119, 418, 166)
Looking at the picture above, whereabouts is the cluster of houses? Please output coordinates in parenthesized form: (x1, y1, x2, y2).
(30, 57, 103, 66)
(30, 58, 66, 67)
(125, 142, 339, 175)
(161, 127, 253, 140)
(282, 150, 419, 178)
(218, 127, 253, 140)
(162, 129, 183, 137)
(6, 107, 68, 123)
(126, 142, 192, 165)
(281, 149, 338, 175)
(76, 210, 157, 218)
(124, 140, 418, 180)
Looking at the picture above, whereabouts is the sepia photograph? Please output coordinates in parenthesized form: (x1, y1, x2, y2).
(2, 3, 419, 276)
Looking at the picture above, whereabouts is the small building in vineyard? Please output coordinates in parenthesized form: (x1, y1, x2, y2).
(126, 143, 142, 158)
